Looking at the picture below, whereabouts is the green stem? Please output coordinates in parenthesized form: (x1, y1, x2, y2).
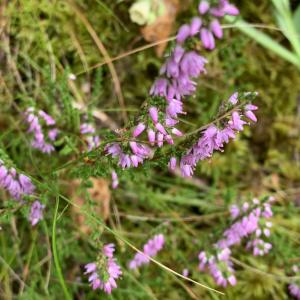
(52, 196, 72, 300)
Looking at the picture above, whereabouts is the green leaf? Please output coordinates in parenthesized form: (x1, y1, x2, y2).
(52, 196, 72, 300)
(272, 0, 300, 65)
(59, 145, 73, 156)
(225, 16, 300, 70)
(294, 4, 300, 35)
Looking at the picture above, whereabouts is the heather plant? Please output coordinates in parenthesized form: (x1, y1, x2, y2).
(0, 0, 300, 299)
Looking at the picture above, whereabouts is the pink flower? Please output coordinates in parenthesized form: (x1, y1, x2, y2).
(168, 157, 177, 170)
(157, 133, 164, 147)
(210, 19, 223, 39)
(289, 284, 300, 300)
(111, 171, 119, 189)
(198, 1, 210, 15)
(200, 28, 215, 50)
(171, 128, 183, 137)
(150, 78, 168, 97)
(80, 123, 95, 134)
(103, 243, 115, 258)
(177, 24, 191, 43)
(48, 129, 59, 141)
(180, 51, 207, 77)
(223, 3, 239, 16)
(229, 112, 246, 131)
(230, 205, 240, 219)
(149, 107, 159, 123)
(38, 110, 56, 126)
(190, 17, 202, 35)
(29, 201, 45, 226)
(148, 129, 156, 145)
(155, 123, 167, 135)
(245, 105, 258, 122)
(133, 123, 146, 137)
(228, 275, 237, 286)
(19, 174, 35, 195)
(229, 92, 239, 105)
(173, 45, 185, 63)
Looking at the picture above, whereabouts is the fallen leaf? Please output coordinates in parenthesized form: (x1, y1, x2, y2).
(70, 178, 111, 234)
(141, 0, 180, 56)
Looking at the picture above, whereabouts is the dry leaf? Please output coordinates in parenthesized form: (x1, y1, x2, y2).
(141, 0, 180, 56)
(70, 178, 111, 234)
(262, 173, 281, 190)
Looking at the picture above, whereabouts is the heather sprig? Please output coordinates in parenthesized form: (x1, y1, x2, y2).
(105, 0, 240, 174)
(0, 156, 45, 226)
(84, 243, 122, 294)
(129, 234, 165, 270)
(198, 196, 274, 287)
(218, 196, 274, 254)
(199, 248, 237, 288)
(0, 158, 35, 201)
(179, 92, 258, 177)
(24, 107, 59, 154)
(43, 0, 253, 183)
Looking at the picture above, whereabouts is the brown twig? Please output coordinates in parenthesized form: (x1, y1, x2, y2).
(75, 37, 176, 76)
(75, 24, 284, 76)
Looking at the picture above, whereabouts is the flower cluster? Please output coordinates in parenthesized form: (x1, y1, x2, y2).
(199, 248, 236, 287)
(148, 48, 206, 145)
(219, 196, 274, 256)
(129, 234, 165, 270)
(24, 108, 59, 154)
(289, 265, 300, 300)
(106, 140, 151, 169)
(0, 159, 44, 226)
(84, 244, 122, 294)
(198, 196, 274, 287)
(0, 159, 35, 200)
(179, 94, 258, 177)
(80, 122, 101, 151)
(198, 0, 239, 50)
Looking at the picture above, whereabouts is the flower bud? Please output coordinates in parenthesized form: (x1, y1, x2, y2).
(133, 123, 146, 137)
(198, 1, 210, 15)
(210, 19, 223, 39)
(168, 157, 177, 170)
(177, 24, 190, 43)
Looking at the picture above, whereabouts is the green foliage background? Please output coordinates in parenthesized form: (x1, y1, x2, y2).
(0, 0, 300, 299)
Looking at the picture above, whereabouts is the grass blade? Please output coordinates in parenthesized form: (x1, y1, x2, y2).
(52, 196, 72, 300)
(225, 17, 300, 70)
